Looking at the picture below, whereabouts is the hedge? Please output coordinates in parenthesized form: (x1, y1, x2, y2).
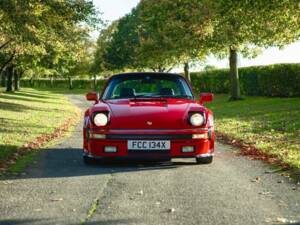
(191, 63, 300, 97)
(20, 63, 300, 97)
(20, 79, 105, 90)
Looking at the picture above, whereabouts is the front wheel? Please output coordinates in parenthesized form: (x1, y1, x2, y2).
(196, 156, 213, 164)
(83, 155, 96, 165)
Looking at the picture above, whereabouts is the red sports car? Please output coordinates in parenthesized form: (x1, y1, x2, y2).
(83, 72, 214, 164)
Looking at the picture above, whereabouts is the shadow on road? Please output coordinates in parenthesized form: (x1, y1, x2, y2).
(2, 148, 199, 180)
(0, 218, 140, 225)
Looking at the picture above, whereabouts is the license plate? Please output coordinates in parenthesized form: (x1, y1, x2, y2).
(127, 140, 170, 150)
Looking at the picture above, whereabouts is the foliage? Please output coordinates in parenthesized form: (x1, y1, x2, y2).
(137, 0, 212, 68)
(191, 63, 300, 97)
(96, 0, 213, 73)
(91, 21, 118, 75)
(207, 94, 300, 169)
(0, 0, 100, 81)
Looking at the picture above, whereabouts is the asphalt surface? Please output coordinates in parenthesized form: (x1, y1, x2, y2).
(0, 95, 299, 225)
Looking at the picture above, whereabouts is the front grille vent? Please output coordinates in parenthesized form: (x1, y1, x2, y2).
(106, 134, 192, 140)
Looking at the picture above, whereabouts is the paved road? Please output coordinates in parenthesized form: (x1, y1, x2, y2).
(0, 95, 299, 225)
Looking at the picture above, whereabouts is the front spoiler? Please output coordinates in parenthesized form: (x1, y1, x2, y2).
(83, 151, 213, 161)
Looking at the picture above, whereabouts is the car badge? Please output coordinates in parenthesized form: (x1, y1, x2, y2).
(147, 121, 152, 126)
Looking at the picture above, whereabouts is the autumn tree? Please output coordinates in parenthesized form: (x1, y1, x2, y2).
(0, 0, 100, 91)
(137, 0, 213, 79)
(206, 0, 300, 100)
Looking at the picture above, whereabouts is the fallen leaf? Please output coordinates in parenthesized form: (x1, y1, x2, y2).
(167, 208, 175, 213)
(276, 217, 288, 223)
(137, 190, 143, 195)
(251, 177, 261, 183)
(50, 198, 63, 202)
(280, 173, 290, 178)
(259, 191, 272, 196)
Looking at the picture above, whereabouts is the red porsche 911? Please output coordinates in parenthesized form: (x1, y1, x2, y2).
(83, 72, 214, 164)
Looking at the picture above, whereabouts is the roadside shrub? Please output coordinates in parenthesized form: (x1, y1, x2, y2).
(191, 63, 300, 97)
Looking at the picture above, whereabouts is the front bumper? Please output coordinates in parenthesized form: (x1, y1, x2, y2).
(84, 128, 214, 159)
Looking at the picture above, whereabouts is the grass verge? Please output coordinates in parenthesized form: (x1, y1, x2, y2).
(0, 88, 81, 174)
(207, 95, 300, 170)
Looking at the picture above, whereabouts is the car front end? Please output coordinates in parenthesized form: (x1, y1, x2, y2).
(83, 73, 214, 164)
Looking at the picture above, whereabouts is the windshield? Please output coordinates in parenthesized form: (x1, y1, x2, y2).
(102, 74, 194, 100)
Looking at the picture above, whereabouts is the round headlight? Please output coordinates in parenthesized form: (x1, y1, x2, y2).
(190, 113, 205, 126)
(93, 113, 108, 126)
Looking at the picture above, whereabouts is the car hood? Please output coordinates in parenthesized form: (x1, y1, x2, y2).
(101, 98, 204, 129)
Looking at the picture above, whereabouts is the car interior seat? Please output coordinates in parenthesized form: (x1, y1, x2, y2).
(120, 88, 136, 98)
(159, 88, 175, 96)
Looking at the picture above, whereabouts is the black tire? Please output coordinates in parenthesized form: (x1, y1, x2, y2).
(83, 155, 96, 165)
(196, 156, 213, 164)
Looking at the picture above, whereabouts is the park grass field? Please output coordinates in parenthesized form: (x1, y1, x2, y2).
(207, 95, 300, 169)
(0, 88, 80, 172)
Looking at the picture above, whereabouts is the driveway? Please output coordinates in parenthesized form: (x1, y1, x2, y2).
(0, 95, 299, 225)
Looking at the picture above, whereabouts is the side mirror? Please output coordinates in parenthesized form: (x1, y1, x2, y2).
(86, 92, 99, 103)
(200, 93, 213, 105)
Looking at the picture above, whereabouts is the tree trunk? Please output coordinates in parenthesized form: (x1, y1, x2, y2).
(1, 70, 6, 87)
(0, 39, 11, 51)
(229, 48, 241, 100)
(68, 76, 73, 89)
(0, 52, 15, 75)
(6, 65, 13, 92)
(13, 69, 20, 91)
(93, 74, 97, 90)
(30, 76, 34, 87)
(50, 76, 54, 88)
(184, 62, 191, 81)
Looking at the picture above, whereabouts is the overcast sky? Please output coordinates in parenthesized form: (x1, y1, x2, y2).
(92, 0, 300, 70)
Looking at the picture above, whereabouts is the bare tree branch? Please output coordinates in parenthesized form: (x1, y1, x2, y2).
(0, 39, 12, 51)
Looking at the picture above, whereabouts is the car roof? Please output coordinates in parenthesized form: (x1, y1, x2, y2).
(108, 72, 185, 79)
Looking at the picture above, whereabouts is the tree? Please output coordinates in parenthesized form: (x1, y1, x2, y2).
(101, 4, 207, 73)
(206, 0, 300, 100)
(92, 22, 118, 76)
(0, 0, 100, 91)
(102, 11, 143, 71)
(137, 0, 213, 78)
(136, 0, 300, 98)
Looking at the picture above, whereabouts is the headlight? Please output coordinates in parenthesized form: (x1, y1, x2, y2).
(93, 113, 108, 126)
(190, 113, 205, 126)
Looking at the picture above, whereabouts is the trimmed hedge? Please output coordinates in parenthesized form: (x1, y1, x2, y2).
(191, 63, 300, 97)
(20, 79, 105, 90)
(20, 63, 300, 97)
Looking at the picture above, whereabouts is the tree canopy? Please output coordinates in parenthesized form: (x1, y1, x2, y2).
(93, 0, 300, 99)
(0, 0, 100, 91)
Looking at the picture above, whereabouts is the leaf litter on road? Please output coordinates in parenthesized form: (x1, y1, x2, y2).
(251, 177, 261, 183)
(50, 198, 63, 202)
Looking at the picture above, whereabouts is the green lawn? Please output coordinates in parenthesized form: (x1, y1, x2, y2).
(207, 95, 300, 169)
(0, 88, 80, 170)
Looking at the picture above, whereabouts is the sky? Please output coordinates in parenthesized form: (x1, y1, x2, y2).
(92, 0, 300, 70)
